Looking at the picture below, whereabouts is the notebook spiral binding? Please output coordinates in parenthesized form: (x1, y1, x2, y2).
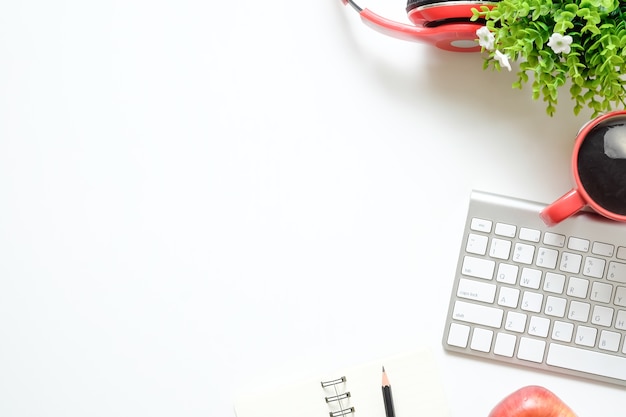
(321, 376, 354, 417)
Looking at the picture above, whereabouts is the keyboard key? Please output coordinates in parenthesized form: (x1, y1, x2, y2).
(544, 296, 566, 317)
(452, 300, 503, 328)
(519, 227, 540, 243)
(494, 332, 516, 357)
(447, 323, 470, 348)
(461, 256, 495, 280)
(528, 316, 550, 337)
(592, 242, 615, 257)
(466, 233, 488, 255)
(568, 300, 590, 322)
(582, 256, 606, 279)
(552, 321, 574, 342)
(547, 343, 626, 381)
(543, 272, 565, 294)
(568, 237, 590, 252)
(513, 243, 535, 264)
(607, 262, 626, 283)
(615, 286, 626, 307)
(496, 263, 518, 285)
(495, 223, 516, 238)
(505, 311, 527, 333)
(520, 268, 541, 289)
(489, 238, 512, 260)
(599, 330, 621, 352)
(536, 247, 558, 269)
(517, 337, 546, 363)
(616, 310, 626, 330)
(497, 286, 520, 308)
(591, 305, 614, 327)
(575, 326, 597, 347)
(470, 217, 492, 233)
(457, 278, 496, 303)
(566, 276, 589, 298)
(470, 328, 493, 352)
(560, 252, 582, 274)
(521, 291, 543, 313)
(544, 232, 565, 247)
(617, 246, 626, 260)
(590, 281, 613, 303)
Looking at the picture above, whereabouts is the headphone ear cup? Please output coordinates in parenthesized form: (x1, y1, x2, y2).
(406, 0, 485, 27)
(406, 0, 423, 11)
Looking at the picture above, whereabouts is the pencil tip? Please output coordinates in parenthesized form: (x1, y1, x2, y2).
(381, 366, 390, 386)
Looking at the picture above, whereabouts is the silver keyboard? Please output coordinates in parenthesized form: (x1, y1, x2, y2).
(442, 190, 626, 386)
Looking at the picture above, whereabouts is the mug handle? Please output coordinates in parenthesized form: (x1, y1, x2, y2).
(540, 189, 586, 226)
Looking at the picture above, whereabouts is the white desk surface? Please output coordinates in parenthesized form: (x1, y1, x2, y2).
(1, 1, 620, 416)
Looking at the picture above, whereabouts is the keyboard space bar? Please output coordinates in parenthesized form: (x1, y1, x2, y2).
(547, 343, 626, 381)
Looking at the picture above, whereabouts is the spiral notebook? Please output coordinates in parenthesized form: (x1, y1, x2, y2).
(234, 347, 450, 417)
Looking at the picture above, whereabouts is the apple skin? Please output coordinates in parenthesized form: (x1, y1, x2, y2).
(489, 385, 578, 417)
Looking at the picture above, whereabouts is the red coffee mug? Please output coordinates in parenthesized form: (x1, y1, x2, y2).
(541, 110, 626, 226)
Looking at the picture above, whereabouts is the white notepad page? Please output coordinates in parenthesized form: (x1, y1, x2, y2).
(234, 347, 450, 417)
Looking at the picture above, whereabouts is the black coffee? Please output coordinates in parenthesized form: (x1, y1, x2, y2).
(577, 115, 626, 215)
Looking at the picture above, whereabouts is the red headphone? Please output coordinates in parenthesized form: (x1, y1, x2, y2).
(341, 0, 496, 52)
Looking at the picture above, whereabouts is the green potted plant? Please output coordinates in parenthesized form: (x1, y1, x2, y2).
(473, 0, 626, 116)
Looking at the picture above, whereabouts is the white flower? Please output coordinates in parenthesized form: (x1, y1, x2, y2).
(547, 32, 573, 54)
(494, 50, 512, 71)
(476, 26, 495, 50)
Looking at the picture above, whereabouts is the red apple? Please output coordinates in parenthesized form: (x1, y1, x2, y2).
(489, 385, 578, 417)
